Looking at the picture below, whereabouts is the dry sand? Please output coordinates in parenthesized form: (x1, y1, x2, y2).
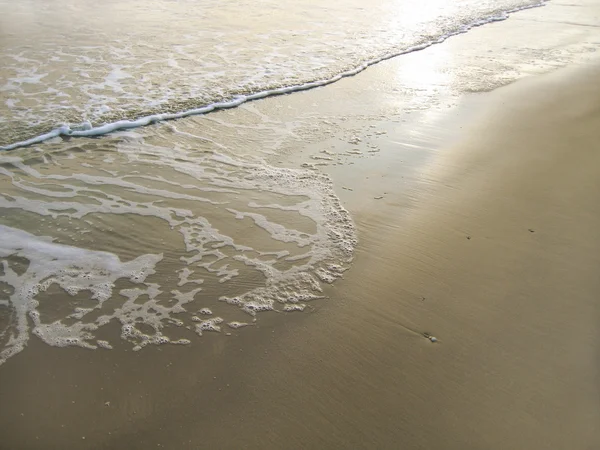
(1, 2, 600, 449)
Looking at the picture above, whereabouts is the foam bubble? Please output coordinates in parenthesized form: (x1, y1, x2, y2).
(227, 322, 251, 329)
(195, 317, 224, 336)
(96, 340, 113, 350)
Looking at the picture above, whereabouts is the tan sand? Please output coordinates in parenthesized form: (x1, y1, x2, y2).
(158, 63, 600, 450)
(1, 3, 600, 450)
(269, 64, 600, 450)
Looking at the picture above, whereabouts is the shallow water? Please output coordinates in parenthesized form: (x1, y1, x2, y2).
(0, 127, 358, 365)
(0, 0, 543, 148)
(0, 0, 545, 365)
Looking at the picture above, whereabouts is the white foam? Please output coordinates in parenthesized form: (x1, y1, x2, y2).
(0, 142, 357, 364)
(96, 340, 113, 350)
(283, 304, 306, 312)
(0, 225, 162, 364)
(227, 321, 251, 329)
(195, 317, 223, 336)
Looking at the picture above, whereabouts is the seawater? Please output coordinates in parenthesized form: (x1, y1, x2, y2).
(1, 0, 546, 149)
(0, 129, 356, 364)
(0, 0, 545, 365)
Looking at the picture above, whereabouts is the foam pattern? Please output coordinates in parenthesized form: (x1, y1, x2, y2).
(0, 135, 356, 364)
(0, 225, 162, 362)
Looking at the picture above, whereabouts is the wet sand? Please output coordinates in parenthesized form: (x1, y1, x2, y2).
(279, 65, 600, 450)
(2, 2, 600, 449)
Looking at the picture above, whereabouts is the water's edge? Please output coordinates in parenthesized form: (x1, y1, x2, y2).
(0, 1, 546, 152)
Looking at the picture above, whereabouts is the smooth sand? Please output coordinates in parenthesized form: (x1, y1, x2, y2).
(1, 2, 600, 449)
(281, 65, 600, 450)
(169, 64, 600, 450)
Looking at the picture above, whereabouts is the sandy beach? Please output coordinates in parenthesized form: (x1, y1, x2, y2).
(1, 1, 600, 449)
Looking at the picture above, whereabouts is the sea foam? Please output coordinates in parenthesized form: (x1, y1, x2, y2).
(0, 138, 356, 365)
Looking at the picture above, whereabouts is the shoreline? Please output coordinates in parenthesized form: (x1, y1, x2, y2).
(0, 1, 549, 151)
(1, 1, 600, 449)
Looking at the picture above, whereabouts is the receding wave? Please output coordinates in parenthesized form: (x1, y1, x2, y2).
(0, 0, 547, 151)
(0, 133, 357, 365)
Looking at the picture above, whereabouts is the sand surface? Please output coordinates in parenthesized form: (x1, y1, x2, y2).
(1, 2, 600, 449)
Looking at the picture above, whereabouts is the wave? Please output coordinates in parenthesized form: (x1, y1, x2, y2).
(0, 1, 547, 152)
